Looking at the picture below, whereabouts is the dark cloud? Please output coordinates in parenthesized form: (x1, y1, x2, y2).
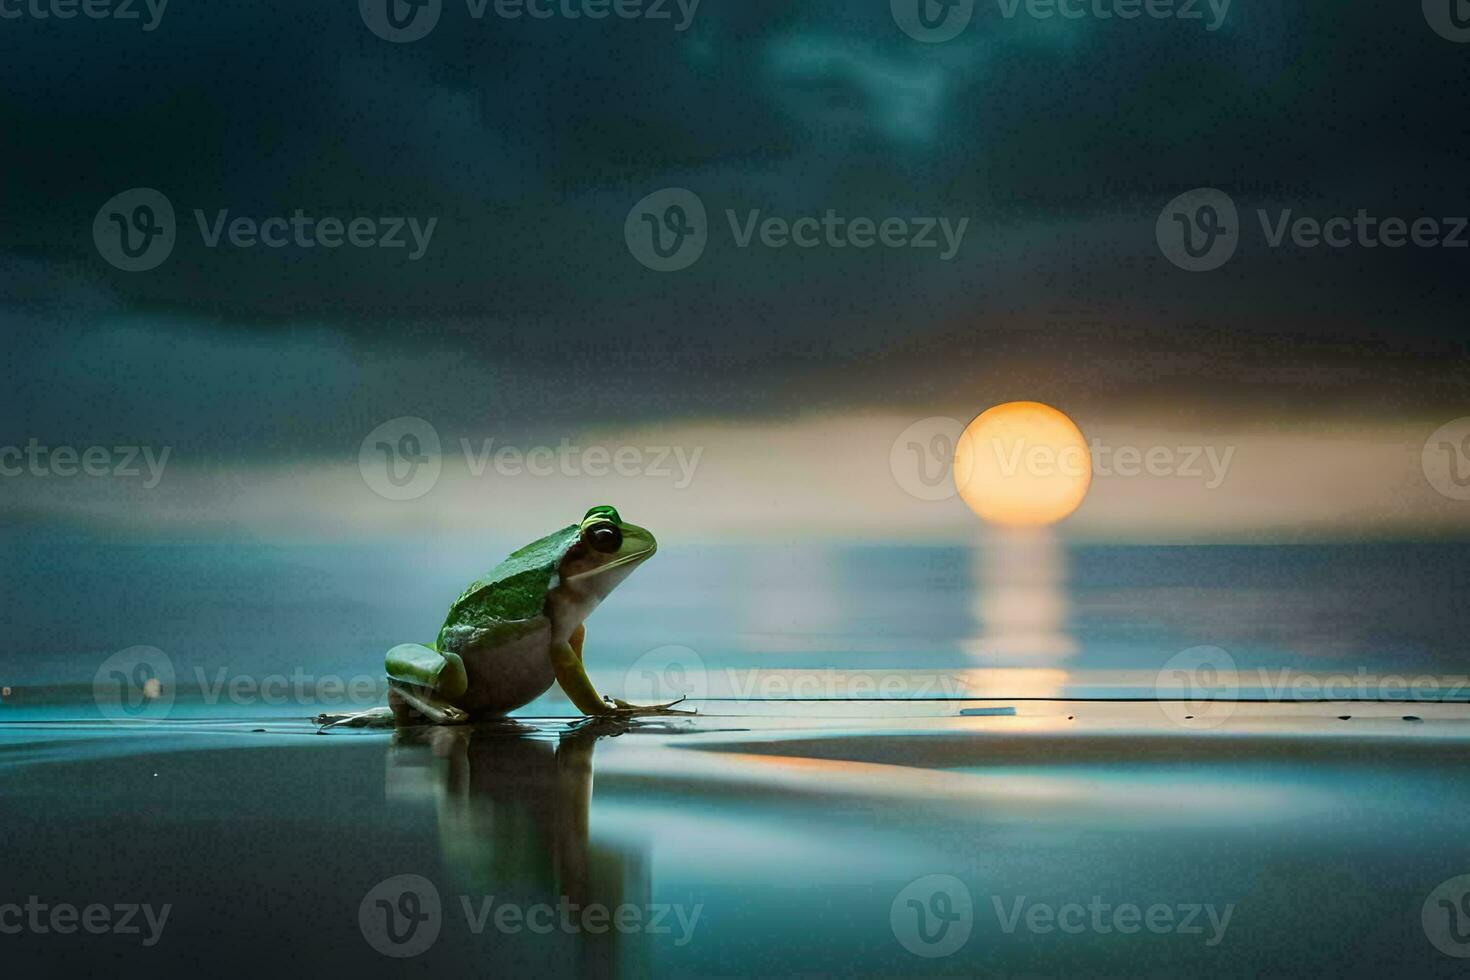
(2, 0, 1467, 453)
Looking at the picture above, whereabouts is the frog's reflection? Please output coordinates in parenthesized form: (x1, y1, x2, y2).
(384, 723, 644, 910)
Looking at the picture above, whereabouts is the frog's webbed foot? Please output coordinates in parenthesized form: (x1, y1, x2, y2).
(315, 706, 397, 731)
(602, 695, 696, 716)
(389, 682, 470, 726)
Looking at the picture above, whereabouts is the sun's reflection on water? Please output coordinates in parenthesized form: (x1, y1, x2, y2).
(959, 528, 1076, 698)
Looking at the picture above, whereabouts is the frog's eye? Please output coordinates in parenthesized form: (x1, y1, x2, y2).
(584, 505, 621, 524)
(585, 521, 623, 554)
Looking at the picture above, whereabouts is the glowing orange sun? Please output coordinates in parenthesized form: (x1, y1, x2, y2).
(954, 401, 1092, 527)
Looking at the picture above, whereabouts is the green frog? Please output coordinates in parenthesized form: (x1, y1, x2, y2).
(337, 506, 690, 727)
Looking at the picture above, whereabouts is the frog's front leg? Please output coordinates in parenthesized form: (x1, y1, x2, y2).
(549, 628, 695, 717)
(385, 642, 470, 725)
(549, 636, 611, 716)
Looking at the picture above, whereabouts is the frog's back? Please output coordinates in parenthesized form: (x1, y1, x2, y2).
(438, 524, 580, 643)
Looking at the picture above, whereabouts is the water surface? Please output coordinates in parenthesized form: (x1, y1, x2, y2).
(3, 531, 1469, 974)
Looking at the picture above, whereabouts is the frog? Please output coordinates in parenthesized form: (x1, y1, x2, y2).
(370, 506, 690, 726)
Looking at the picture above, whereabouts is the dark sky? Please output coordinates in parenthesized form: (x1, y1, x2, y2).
(3, 0, 1468, 458)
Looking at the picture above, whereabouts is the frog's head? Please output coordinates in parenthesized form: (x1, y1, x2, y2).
(558, 505, 657, 600)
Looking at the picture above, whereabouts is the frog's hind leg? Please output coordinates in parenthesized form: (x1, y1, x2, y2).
(388, 681, 470, 725)
(385, 643, 470, 725)
(386, 642, 468, 697)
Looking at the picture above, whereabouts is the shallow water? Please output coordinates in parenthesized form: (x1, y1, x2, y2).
(2, 703, 1469, 976)
(3, 530, 1468, 705)
(3, 532, 1470, 974)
